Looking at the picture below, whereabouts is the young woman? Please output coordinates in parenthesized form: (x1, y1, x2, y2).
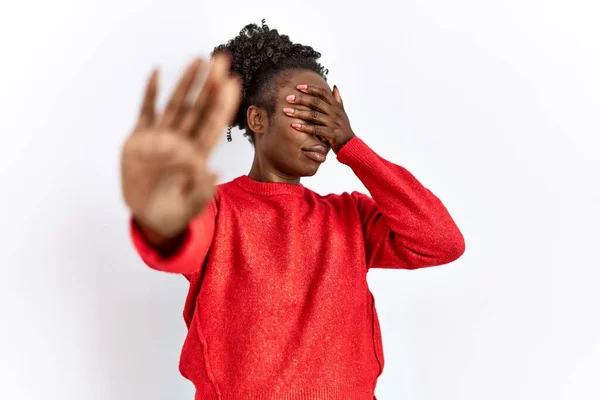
(121, 20, 465, 400)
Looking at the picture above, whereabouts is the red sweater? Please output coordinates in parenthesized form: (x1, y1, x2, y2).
(131, 137, 465, 400)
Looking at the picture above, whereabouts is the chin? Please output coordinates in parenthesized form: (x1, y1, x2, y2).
(287, 163, 319, 178)
(301, 165, 320, 177)
(283, 157, 322, 178)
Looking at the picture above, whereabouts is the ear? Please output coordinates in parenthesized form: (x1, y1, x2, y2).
(246, 105, 268, 136)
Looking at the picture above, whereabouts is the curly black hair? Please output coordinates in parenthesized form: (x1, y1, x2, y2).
(212, 19, 328, 145)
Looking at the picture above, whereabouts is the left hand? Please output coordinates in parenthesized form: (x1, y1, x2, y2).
(284, 84, 356, 153)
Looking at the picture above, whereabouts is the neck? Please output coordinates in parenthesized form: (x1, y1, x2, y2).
(248, 153, 301, 185)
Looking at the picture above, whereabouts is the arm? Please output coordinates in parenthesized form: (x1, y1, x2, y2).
(121, 55, 239, 278)
(338, 137, 465, 270)
(281, 83, 464, 269)
(130, 198, 217, 276)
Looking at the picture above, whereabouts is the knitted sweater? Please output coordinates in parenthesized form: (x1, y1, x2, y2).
(131, 137, 465, 399)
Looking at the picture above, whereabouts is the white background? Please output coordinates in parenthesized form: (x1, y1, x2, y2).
(1, 0, 599, 399)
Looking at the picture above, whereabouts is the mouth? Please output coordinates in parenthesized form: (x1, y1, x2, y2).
(301, 143, 329, 163)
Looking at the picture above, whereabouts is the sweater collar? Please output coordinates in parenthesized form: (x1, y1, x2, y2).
(233, 175, 306, 196)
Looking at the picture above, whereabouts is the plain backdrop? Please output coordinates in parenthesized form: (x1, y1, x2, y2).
(1, 0, 599, 399)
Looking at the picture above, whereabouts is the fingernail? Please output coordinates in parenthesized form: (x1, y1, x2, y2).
(296, 84, 308, 90)
(283, 108, 295, 115)
(286, 95, 295, 102)
(291, 123, 302, 129)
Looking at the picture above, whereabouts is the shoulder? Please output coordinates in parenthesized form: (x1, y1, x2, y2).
(207, 177, 245, 213)
(216, 176, 240, 191)
(215, 176, 246, 197)
(306, 188, 371, 207)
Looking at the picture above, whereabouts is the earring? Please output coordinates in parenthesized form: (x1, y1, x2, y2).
(226, 126, 232, 142)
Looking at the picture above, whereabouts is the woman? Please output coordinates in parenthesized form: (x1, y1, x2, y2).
(121, 20, 465, 400)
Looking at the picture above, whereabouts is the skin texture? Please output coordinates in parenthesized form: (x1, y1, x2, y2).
(247, 69, 356, 185)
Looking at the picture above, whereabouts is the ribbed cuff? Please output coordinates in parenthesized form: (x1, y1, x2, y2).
(129, 201, 216, 275)
(336, 136, 381, 174)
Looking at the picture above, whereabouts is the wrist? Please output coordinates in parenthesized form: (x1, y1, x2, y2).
(333, 133, 356, 154)
(133, 218, 188, 255)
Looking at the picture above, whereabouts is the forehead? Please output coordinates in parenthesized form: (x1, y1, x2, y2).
(279, 69, 328, 91)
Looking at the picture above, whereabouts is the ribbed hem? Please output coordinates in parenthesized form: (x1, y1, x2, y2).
(232, 175, 306, 197)
(196, 381, 376, 400)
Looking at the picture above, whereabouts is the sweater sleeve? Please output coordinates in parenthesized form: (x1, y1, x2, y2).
(129, 198, 217, 277)
(337, 137, 465, 270)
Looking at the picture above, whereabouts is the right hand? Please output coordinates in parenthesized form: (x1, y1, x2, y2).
(121, 53, 241, 239)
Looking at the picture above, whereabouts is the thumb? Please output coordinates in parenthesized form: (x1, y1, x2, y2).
(333, 85, 343, 105)
(188, 163, 219, 215)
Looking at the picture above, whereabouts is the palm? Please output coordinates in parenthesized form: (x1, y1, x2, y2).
(120, 55, 240, 237)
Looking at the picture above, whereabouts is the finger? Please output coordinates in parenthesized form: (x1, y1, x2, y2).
(296, 84, 334, 104)
(179, 60, 214, 135)
(283, 107, 328, 126)
(291, 122, 326, 137)
(180, 53, 230, 136)
(157, 58, 203, 129)
(193, 54, 237, 153)
(195, 77, 241, 155)
(135, 69, 159, 131)
(332, 85, 343, 105)
(171, 59, 210, 130)
(188, 167, 219, 214)
(286, 92, 332, 114)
